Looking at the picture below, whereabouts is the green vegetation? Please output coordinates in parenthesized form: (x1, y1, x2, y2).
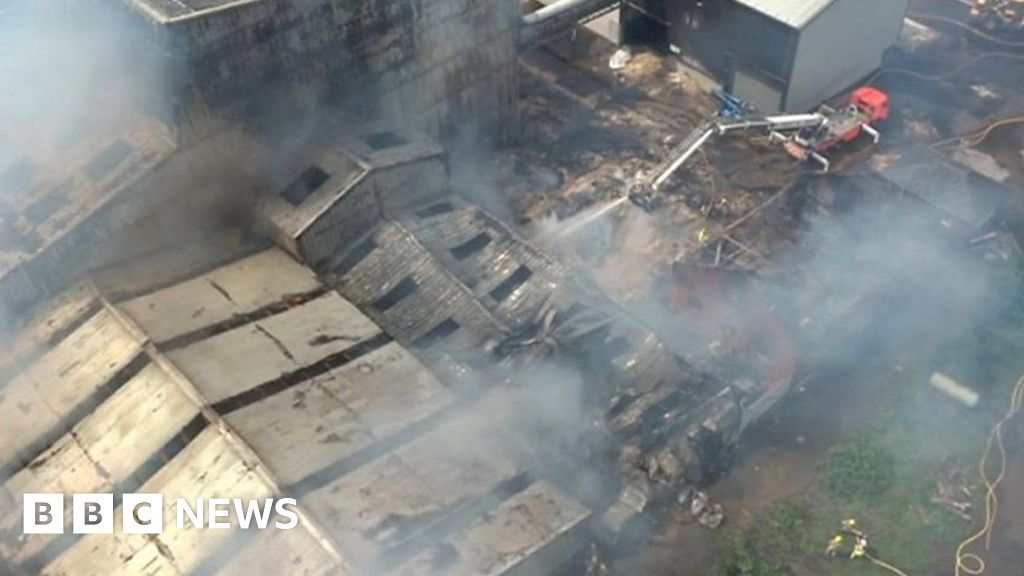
(711, 258, 1024, 576)
(714, 531, 793, 576)
(752, 502, 811, 558)
(820, 431, 895, 501)
(712, 502, 813, 576)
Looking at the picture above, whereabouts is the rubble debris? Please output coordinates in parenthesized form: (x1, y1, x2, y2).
(586, 544, 614, 576)
(932, 490, 973, 522)
(951, 148, 1011, 183)
(931, 459, 974, 522)
(609, 48, 632, 71)
(689, 491, 725, 530)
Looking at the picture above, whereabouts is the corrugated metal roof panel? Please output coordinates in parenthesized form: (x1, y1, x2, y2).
(733, 0, 836, 28)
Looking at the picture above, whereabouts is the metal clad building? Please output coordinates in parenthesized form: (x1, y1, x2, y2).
(645, 0, 908, 111)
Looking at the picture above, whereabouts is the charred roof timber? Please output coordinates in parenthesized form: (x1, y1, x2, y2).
(373, 276, 419, 311)
(489, 265, 534, 303)
(451, 232, 493, 260)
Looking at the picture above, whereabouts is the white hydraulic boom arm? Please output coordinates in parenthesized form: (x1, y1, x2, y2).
(649, 112, 827, 190)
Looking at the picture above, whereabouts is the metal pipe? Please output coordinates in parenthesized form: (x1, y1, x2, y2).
(860, 122, 880, 143)
(930, 373, 980, 407)
(521, 0, 619, 46)
(653, 129, 714, 190)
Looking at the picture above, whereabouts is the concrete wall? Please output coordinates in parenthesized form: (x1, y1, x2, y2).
(156, 0, 521, 145)
(787, 0, 908, 111)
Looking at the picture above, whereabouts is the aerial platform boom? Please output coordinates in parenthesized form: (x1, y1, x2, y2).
(649, 112, 828, 190)
(634, 86, 889, 210)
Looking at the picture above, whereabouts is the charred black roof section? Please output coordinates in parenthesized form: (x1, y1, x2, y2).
(415, 201, 456, 219)
(450, 232, 492, 260)
(373, 276, 419, 311)
(605, 336, 633, 360)
(490, 265, 533, 303)
(281, 165, 331, 207)
(413, 318, 460, 349)
(85, 140, 133, 182)
(364, 131, 407, 151)
(552, 303, 583, 328)
(332, 237, 377, 276)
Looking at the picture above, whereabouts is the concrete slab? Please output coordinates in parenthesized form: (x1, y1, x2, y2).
(304, 408, 520, 568)
(320, 342, 453, 439)
(225, 378, 371, 486)
(0, 374, 61, 472)
(26, 307, 145, 418)
(140, 428, 276, 574)
(1, 364, 199, 565)
(224, 342, 452, 486)
(1, 435, 110, 565)
(32, 413, 339, 576)
(74, 363, 199, 480)
(0, 282, 98, 376)
(209, 524, 343, 576)
(393, 482, 590, 576)
(168, 293, 380, 404)
(43, 537, 180, 576)
(119, 249, 321, 344)
(0, 308, 144, 473)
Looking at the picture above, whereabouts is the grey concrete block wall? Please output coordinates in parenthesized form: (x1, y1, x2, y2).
(141, 0, 521, 144)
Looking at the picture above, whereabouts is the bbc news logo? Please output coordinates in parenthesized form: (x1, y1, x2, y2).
(23, 494, 299, 535)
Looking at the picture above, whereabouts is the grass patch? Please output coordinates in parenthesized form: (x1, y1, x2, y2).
(712, 502, 816, 576)
(712, 257, 1024, 576)
(753, 502, 813, 558)
(820, 431, 895, 501)
(714, 531, 793, 576)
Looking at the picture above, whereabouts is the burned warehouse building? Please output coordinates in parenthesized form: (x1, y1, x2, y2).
(2, 0, 1024, 575)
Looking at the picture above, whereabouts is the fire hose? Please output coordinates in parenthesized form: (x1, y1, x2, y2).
(953, 372, 1024, 576)
(866, 51, 1024, 149)
(871, 50, 1024, 84)
(866, 553, 913, 576)
(908, 11, 1024, 47)
(932, 114, 1024, 148)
